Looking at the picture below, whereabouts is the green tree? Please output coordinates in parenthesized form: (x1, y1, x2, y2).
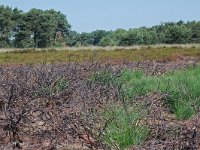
(0, 6, 13, 47)
(78, 32, 94, 46)
(65, 31, 79, 47)
(164, 24, 192, 44)
(91, 30, 108, 45)
(14, 8, 71, 48)
(119, 29, 144, 46)
(187, 21, 200, 43)
(99, 36, 115, 46)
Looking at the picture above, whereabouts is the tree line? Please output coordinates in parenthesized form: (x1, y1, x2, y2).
(67, 20, 200, 47)
(1, 5, 200, 48)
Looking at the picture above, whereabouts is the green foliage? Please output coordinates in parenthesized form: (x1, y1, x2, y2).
(67, 21, 200, 47)
(118, 29, 144, 46)
(91, 30, 108, 45)
(102, 104, 148, 149)
(189, 21, 200, 43)
(0, 5, 71, 48)
(99, 36, 116, 46)
(17, 8, 71, 48)
(66, 31, 79, 46)
(0, 6, 13, 47)
(165, 91, 194, 119)
(164, 24, 192, 44)
(91, 66, 200, 120)
(119, 72, 157, 100)
(160, 67, 200, 119)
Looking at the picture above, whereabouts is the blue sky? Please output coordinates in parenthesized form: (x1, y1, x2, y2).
(0, 0, 200, 32)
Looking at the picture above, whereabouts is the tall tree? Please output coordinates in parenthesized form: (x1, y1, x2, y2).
(0, 6, 13, 47)
(13, 8, 71, 48)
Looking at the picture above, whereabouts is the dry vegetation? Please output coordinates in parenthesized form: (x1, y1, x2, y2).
(0, 45, 200, 64)
(0, 47, 200, 150)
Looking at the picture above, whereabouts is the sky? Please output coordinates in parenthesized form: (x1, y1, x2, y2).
(0, 0, 200, 33)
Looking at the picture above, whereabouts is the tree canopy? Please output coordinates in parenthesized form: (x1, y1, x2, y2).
(66, 21, 200, 47)
(0, 6, 71, 48)
(0, 5, 200, 48)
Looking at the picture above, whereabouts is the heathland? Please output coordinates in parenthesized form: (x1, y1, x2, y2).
(0, 45, 200, 149)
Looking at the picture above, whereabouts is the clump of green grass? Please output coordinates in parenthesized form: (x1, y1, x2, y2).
(117, 69, 158, 100)
(92, 65, 200, 120)
(102, 104, 148, 149)
(159, 67, 200, 119)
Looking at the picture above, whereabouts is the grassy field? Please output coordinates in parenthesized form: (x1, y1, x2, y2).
(0, 45, 200, 64)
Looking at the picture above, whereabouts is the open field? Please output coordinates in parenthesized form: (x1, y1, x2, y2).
(1, 47, 200, 149)
(0, 45, 200, 64)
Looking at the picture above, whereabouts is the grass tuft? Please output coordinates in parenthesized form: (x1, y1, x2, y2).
(102, 104, 148, 149)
